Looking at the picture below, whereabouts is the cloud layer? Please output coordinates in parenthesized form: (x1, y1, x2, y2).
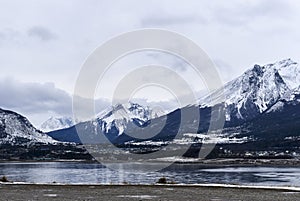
(0, 0, 300, 126)
(0, 78, 114, 126)
(0, 78, 72, 114)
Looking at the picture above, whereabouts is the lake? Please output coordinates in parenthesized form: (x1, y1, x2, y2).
(1, 162, 300, 186)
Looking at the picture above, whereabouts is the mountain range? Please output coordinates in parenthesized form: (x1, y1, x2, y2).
(47, 58, 300, 155)
(1, 58, 300, 158)
(47, 102, 165, 144)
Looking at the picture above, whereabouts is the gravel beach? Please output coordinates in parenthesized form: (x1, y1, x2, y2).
(1, 184, 300, 201)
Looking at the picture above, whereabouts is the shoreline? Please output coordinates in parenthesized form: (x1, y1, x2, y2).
(1, 158, 300, 167)
(1, 183, 300, 201)
(1, 182, 300, 191)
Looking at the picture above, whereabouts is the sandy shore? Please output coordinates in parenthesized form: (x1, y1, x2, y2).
(1, 184, 300, 201)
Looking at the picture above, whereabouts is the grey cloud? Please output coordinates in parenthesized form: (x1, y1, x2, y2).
(28, 26, 57, 41)
(0, 26, 56, 44)
(0, 78, 72, 115)
(0, 78, 111, 124)
(0, 78, 111, 115)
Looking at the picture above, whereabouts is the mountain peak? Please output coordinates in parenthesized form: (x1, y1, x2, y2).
(249, 59, 297, 75)
(252, 64, 263, 72)
(200, 59, 300, 121)
(97, 102, 164, 136)
(276, 58, 297, 67)
(40, 116, 75, 132)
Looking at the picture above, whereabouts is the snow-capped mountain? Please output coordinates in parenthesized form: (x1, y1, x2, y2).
(0, 108, 57, 145)
(48, 58, 300, 153)
(200, 59, 300, 121)
(47, 102, 165, 143)
(40, 116, 75, 132)
(97, 102, 164, 136)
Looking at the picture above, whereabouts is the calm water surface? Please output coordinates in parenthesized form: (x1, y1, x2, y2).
(1, 162, 300, 186)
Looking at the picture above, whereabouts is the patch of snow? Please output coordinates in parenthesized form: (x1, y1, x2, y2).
(117, 195, 158, 199)
(183, 133, 249, 144)
(151, 156, 202, 163)
(125, 140, 167, 146)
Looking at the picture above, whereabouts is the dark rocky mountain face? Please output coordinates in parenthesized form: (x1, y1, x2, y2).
(47, 59, 300, 157)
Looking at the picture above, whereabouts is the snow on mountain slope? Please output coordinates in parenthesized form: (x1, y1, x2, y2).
(97, 102, 165, 136)
(200, 59, 300, 121)
(0, 108, 57, 145)
(40, 116, 75, 132)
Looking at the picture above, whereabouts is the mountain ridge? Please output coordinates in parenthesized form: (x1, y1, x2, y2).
(45, 58, 300, 157)
(200, 58, 300, 122)
(0, 108, 57, 145)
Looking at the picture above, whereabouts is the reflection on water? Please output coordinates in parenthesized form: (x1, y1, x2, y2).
(1, 162, 300, 186)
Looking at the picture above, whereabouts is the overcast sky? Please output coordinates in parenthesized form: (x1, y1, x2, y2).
(1, 0, 300, 126)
